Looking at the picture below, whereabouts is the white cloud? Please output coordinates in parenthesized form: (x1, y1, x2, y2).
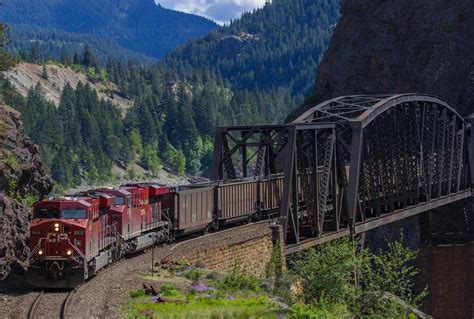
(157, 0, 267, 24)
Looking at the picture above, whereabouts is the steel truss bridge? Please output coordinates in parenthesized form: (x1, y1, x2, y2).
(212, 94, 474, 253)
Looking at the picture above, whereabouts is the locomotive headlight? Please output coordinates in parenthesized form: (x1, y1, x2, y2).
(54, 223, 60, 232)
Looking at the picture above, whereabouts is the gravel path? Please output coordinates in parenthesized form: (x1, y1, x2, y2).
(0, 245, 172, 319)
(67, 246, 170, 319)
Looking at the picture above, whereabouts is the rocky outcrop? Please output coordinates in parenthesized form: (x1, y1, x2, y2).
(218, 32, 260, 56)
(0, 103, 53, 279)
(288, 0, 474, 121)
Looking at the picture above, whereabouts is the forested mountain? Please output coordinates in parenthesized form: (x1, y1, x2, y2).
(0, 0, 218, 59)
(7, 24, 155, 65)
(0, 0, 341, 190)
(165, 0, 341, 102)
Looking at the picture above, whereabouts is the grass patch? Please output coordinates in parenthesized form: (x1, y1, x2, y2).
(122, 257, 298, 319)
(125, 296, 281, 319)
(123, 263, 284, 318)
(160, 284, 182, 298)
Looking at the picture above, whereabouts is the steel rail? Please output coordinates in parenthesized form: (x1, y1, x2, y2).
(60, 290, 75, 319)
(27, 291, 44, 319)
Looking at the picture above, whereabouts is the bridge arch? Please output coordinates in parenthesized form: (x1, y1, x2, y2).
(293, 94, 464, 127)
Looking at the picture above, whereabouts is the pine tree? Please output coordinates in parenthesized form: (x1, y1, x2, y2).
(83, 45, 98, 69)
(73, 52, 81, 65)
(0, 23, 14, 71)
(41, 64, 49, 80)
(31, 41, 40, 63)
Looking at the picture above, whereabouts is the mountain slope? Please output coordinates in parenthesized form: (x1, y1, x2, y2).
(289, 0, 474, 120)
(4, 62, 134, 109)
(1, 0, 218, 58)
(7, 23, 155, 65)
(165, 0, 341, 101)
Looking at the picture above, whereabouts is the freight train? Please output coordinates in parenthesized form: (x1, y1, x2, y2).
(27, 177, 285, 288)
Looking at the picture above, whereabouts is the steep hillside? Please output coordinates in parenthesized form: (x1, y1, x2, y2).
(3, 62, 133, 110)
(289, 0, 474, 120)
(0, 103, 52, 279)
(1, 0, 218, 58)
(165, 0, 341, 101)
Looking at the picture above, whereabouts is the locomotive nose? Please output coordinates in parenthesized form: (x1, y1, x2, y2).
(30, 220, 73, 258)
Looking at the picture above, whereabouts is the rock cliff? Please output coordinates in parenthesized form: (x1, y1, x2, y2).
(0, 103, 52, 279)
(288, 0, 474, 121)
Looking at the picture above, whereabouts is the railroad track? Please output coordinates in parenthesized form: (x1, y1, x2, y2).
(27, 291, 43, 319)
(27, 290, 74, 319)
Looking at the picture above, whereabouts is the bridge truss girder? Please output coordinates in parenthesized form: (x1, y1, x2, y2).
(213, 94, 473, 250)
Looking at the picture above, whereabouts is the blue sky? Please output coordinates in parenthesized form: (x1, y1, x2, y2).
(157, 0, 267, 24)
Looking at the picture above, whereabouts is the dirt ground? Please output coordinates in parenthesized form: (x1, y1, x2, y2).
(0, 245, 172, 319)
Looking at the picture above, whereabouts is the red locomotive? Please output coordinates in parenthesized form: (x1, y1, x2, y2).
(28, 183, 171, 288)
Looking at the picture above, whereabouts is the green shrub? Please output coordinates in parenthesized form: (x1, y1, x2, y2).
(273, 273, 300, 306)
(195, 259, 207, 268)
(290, 233, 427, 317)
(183, 268, 202, 281)
(221, 262, 259, 291)
(351, 291, 407, 318)
(205, 271, 221, 281)
(362, 233, 428, 306)
(5, 153, 18, 167)
(291, 237, 362, 305)
(15, 194, 38, 207)
(129, 289, 146, 298)
(8, 179, 17, 192)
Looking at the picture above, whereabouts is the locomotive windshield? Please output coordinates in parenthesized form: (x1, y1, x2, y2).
(34, 208, 59, 219)
(113, 196, 125, 205)
(62, 208, 87, 219)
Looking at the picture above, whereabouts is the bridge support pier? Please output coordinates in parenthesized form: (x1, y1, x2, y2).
(419, 244, 474, 318)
